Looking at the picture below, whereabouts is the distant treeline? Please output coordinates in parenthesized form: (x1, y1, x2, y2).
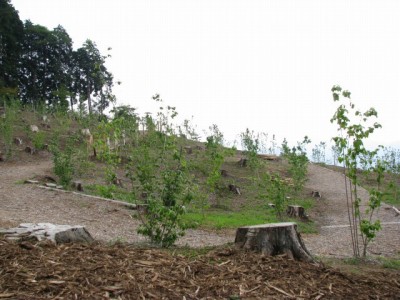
(0, 0, 115, 114)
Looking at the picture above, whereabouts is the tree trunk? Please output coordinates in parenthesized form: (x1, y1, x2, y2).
(286, 205, 308, 219)
(235, 222, 314, 262)
(0, 223, 94, 244)
(87, 84, 92, 114)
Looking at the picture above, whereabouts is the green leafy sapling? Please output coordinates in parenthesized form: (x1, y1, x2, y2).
(330, 85, 383, 257)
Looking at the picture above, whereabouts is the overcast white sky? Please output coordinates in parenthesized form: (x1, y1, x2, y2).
(11, 0, 400, 151)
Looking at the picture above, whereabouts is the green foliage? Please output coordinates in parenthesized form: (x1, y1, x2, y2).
(330, 85, 383, 257)
(96, 184, 116, 199)
(0, 99, 18, 157)
(32, 131, 46, 150)
(281, 136, 311, 194)
(258, 173, 288, 219)
(240, 128, 262, 172)
(50, 140, 74, 187)
(127, 98, 195, 247)
(311, 141, 326, 164)
(0, 0, 24, 90)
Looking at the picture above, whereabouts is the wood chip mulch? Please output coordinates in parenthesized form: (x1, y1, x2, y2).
(1, 238, 399, 299)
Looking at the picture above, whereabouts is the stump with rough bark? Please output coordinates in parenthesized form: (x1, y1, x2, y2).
(286, 205, 308, 219)
(0, 223, 94, 244)
(235, 222, 314, 262)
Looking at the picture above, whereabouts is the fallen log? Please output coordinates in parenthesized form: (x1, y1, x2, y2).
(392, 206, 400, 217)
(0, 223, 94, 244)
(235, 222, 314, 262)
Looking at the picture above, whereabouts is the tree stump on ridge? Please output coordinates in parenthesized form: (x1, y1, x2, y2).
(235, 222, 314, 262)
(286, 205, 308, 219)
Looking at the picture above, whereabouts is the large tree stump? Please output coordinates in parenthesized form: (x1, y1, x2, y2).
(235, 222, 314, 262)
(0, 223, 94, 244)
(286, 205, 308, 219)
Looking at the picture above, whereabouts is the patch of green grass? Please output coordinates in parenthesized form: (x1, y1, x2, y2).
(294, 220, 318, 234)
(85, 184, 136, 202)
(379, 257, 400, 270)
(184, 209, 278, 230)
(183, 208, 317, 234)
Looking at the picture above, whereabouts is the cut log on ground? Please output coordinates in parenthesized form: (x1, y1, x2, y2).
(228, 184, 241, 195)
(235, 222, 314, 262)
(286, 205, 308, 219)
(0, 223, 94, 244)
(392, 206, 400, 217)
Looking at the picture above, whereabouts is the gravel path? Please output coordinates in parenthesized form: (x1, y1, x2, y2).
(303, 163, 400, 257)
(0, 157, 232, 247)
(0, 157, 399, 256)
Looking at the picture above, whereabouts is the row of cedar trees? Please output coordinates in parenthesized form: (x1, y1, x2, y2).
(0, 0, 116, 114)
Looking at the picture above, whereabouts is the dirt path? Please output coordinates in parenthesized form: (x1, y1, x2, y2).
(0, 156, 232, 247)
(304, 163, 400, 257)
(1, 158, 399, 257)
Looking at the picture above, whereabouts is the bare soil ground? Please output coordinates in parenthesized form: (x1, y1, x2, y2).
(1, 154, 400, 299)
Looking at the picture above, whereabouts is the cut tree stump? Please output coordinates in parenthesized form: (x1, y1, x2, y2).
(235, 222, 314, 262)
(238, 158, 247, 167)
(311, 190, 321, 198)
(286, 205, 308, 219)
(0, 223, 94, 244)
(228, 184, 241, 195)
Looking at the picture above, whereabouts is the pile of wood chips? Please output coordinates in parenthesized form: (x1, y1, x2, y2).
(0, 237, 399, 299)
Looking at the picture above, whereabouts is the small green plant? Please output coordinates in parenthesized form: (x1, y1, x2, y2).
(204, 126, 233, 191)
(127, 97, 195, 247)
(240, 128, 262, 173)
(311, 141, 326, 164)
(50, 141, 74, 187)
(281, 136, 311, 194)
(259, 173, 288, 220)
(331, 85, 383, 257)
(96, 184, 116, 199)
(0, 100, 18, 157)
(32, 131, 46, 150)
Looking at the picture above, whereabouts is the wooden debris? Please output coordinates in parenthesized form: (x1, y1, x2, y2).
(29, 124, 39, 133)
(195, 145, 205, 151)
(228, 184, 241, 195)
(24, 180, 39, 184)
(112, 177, 123, 187)
(0, 223, 94, 244)
(286, 205, 308, 219)
(238, 158, 247, 167)
(311, 191, 322, 198)
(257, 154, 280, 161)
(72, 181, 84, 191)
(0, 151, 4, 162)
(184, 146, 193, 154)
(235, 222, 314, 262)
(13, 137, 23, 145)
(220, 169, 228, 177)
(24, 146, 36, 155)
(392, 206, 400, 217)
(0, 238, 398, 299)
